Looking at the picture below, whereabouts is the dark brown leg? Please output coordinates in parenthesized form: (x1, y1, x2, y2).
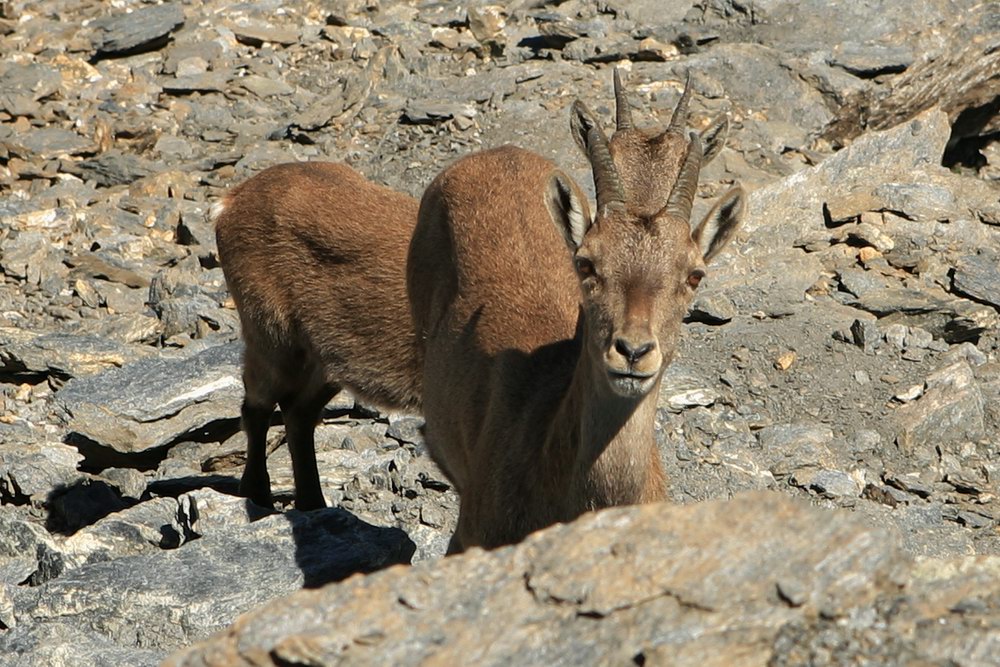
(280, 384, 338, 511)
(239, 398, 275, 508)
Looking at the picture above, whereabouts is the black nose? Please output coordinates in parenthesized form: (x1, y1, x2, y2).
(615, 338, 654, 364)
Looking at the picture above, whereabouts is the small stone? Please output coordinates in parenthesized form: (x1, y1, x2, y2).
(419, 504, 446, 529)
(883, 472, 934, 498)
(386, 416, 425, 447)
(808, 469, 860, 499)
(850, 318, 880, 352)
(883, 323, 908, 348)
(944, 470, 989, 496)
(904, 327, 934, 349)
(942, 342, 988, 368)
(858, 247, 882, 263)
(823, 191, 879, 224)
(429, 27, 460, 50)
(467, 6, 506, 44)
(848, 222, 895, 252)
(230, 22, 300, 47)
(402, 101, 474, 124)
(893, 384, 924, 403)
(854, 370, 870, 385)
(776, 577, 808, 607)
(174, 57, 209, 77)
(955, 510, 993, 529)
(73, 279, 100, 309)
(688, 293, 738, 324)
(774, 351, 796, 371)
(637, 37, 680, 61)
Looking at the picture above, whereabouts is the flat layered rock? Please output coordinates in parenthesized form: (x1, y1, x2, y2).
(7, 507, 413, 658)
(89, 3, 185, 58)
(0, 327, 150, 379)
(56, 343, 244, 465)
(165, 492, 903, 666)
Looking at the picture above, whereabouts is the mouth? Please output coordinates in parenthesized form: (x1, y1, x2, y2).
(607, 369, 657, 396)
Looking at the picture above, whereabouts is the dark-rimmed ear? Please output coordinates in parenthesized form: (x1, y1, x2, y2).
(546, 171, 591, 251)
(569, 101, 601, 158)
(692, 185, 745, 263)
(700, 113, 730, 165)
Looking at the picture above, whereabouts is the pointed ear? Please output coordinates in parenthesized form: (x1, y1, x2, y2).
(569, 101, 600, 158)
(546, 171, 591, 251)
(692, 185, 745, 263)
(700, 113, 729, 165)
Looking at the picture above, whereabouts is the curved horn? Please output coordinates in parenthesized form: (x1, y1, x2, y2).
(571, 100, 626, 211)
(613, 68, 633, 132)
(666, 72, 693, 135)
(662, 132, 703, 221)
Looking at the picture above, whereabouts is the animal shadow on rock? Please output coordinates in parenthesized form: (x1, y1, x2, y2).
(282, 507, 416, 588)
(43, 479, 414, 588)
(45, 478, 132, 535)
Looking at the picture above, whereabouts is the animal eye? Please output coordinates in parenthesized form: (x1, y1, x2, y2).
(687, 270, 706, 289)
(575, 256, 595, 278)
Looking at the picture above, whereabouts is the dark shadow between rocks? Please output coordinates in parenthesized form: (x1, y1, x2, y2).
(146, 473, 241, 498)
(943, 96, 1000, 170)
(45, 478, 131, 535)
(283, 507, 416, 589)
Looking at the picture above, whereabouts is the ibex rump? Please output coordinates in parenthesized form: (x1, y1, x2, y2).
(214, 162, 420, 510)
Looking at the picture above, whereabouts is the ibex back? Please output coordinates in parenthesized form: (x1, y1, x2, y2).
(215, 162, 420, 510)
(408, 82, 745, 552)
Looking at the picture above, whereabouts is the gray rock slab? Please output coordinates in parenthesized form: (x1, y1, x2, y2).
(11, 508, 413, 653)
(659, 363, 720, 412)
(0, 327, 151, 379)
(0, 441, 83, 503)
(953, 250, 1000, 309)
(0, 512, 59, 586)
(828, 42, 914, 76)
(849, 287, 998, 343)
(164, 492, 903, 666)
(756, 422, 836, 478)
(3, 127, 95, 160)
(0, 63, 61, 110)
(0, 620, 164, 666)
(745, 108, 951, 241)
(895, 361, 985, 453)
(57, 343, 244, 462)
(90, 3, 185, 57)
(62, 150, 163, 187)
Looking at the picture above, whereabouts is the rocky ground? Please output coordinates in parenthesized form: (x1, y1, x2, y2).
(0, 0, 998, 664)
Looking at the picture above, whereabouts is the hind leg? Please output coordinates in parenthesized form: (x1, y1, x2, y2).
(280, 381, 339, 511)
(239, 398, 276, 508)
(237, 343, 288, 508)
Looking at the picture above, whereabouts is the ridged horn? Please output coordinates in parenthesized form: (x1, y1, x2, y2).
(666, 72, 693, 135)
(662, 132, 703, 221)
(613, 68, 633, 132)
(571, 100, 626, 211)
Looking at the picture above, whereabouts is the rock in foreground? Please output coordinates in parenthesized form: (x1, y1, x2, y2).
(167, 492, 916, 666)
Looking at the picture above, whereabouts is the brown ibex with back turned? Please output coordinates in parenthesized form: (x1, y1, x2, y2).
(214, 162, 420, 510)
(407, 72, 746, 553)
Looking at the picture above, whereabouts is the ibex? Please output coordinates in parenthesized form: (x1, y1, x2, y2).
(214, 162, 420, 510)
(407, 76, 746, 553)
